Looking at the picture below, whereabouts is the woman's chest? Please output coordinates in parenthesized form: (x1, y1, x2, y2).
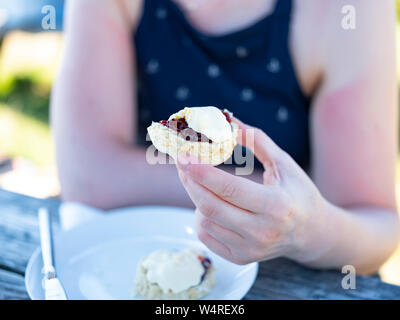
(171, 0, 322, 97)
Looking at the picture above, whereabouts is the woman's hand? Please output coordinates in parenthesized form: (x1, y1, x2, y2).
(176, 119, 329, 265)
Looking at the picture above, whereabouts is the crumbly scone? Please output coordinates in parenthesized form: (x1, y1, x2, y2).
(134, 265, 216, 300)
(147, 107, 238, 166)
(134, 248, 216, 300)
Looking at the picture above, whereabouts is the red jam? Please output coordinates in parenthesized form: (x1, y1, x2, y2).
(198, 255, 212, 282)
(159, 109, 232, 143)
(222, 111, 232, 123)
(160, 118, 212, 143)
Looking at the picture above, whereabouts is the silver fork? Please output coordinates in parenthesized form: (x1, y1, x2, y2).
(38, 207, 68, 300)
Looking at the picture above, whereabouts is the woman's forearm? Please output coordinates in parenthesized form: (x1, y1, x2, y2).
(57, 139, 195, 209)
(58, 137, 265, 210)
(294, 201, 400, 274)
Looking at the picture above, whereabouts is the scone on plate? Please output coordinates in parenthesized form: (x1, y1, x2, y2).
(134, 248, 215, 300)
(147, 106, 238, 166)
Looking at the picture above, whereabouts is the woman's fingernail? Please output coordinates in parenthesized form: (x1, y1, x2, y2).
(177, 154, 190, 171)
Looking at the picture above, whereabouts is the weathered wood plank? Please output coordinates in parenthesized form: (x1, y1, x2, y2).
(0, 189, 60, 217)
(246, 258, 400, 300)
(0, 189, 60, 274)
(0, 269, 29, 300)
(1, 189, 400, 300)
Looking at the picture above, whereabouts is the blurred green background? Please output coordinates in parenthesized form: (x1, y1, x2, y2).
(1, 2, 400, 284)
(0, 32, 59, 167)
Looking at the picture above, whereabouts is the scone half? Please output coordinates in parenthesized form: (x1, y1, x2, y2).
(147, 108, 238, 166)
(134, 249, 216, 300)
(135, 264, 215, 300)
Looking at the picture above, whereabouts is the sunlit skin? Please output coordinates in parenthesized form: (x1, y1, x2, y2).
(52, 0, 399, 273)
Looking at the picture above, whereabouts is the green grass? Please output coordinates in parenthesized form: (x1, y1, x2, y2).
(0, 61, 53, 166)
(397, 0, 400, 23)
(0, 103, 54, 166)
(0, 104, 54, 166)
(0, 31, 57, 167)
(0, 72, 51, 124)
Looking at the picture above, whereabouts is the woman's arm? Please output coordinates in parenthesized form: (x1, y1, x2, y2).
(52, 0, 195, 209)
(307, 0, 399, 272)
(295, 203, 399, 274)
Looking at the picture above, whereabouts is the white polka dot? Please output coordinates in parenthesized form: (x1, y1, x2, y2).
(176, 86, 190, 101)
(267, 58, 281, 73)
(207, 64, 221, 78)
(240, 88, 255, 102)
(276, 106, 289, 122)
(146, 59, 160, 74)
(236, 46, 249, 58)
(156, 7, 167, 19)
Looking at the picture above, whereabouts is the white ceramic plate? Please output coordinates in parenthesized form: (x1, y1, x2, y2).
(25, 206, 258, 300)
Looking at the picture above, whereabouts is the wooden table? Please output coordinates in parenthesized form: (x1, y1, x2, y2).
(1, 188, 400, 300)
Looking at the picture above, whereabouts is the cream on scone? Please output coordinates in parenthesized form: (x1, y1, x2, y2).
(134, 248, 215, 300)
(147, 106, 238, 165)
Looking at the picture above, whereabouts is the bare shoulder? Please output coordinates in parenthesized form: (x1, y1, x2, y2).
(291, 0, 396, 95)
(325, 0, 395, 21)
(320, 0, 396, 87)
(65, 0, 144, 32)
(322, 0, 396, 51)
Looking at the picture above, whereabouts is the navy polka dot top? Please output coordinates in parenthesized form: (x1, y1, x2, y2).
(134, 0, 311, 168)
